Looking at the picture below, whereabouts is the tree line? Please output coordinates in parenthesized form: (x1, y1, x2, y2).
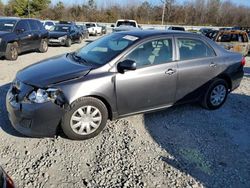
(0, 0, 249, 26)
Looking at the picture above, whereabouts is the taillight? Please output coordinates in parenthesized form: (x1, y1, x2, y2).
(241, 56, 246, 66)
(6, 174, 15, 188)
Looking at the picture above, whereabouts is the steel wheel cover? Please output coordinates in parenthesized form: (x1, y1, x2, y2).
(70, 105, 102, 135)
(210, 84, 226, 106)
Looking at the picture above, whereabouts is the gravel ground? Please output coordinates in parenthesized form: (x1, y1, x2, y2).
(0, 38, 250, 188)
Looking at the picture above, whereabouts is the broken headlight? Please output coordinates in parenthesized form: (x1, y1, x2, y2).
(28, 88, 62, 104)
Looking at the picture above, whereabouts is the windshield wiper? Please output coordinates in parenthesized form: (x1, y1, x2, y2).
(71, 52, 88, 65)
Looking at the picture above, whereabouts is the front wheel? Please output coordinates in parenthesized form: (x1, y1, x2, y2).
(201, 78, 228, 110)
(61, 97, 108, 140)
(77, 36, 83, 44)
(5, 42, 18, 61)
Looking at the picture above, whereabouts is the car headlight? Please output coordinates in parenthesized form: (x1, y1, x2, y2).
(58, 35, 67, 41)
(28, 88, 60, 104)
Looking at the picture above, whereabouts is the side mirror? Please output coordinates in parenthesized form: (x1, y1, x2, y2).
(117, 59, 136, 74)
(111, 24, 115, 28)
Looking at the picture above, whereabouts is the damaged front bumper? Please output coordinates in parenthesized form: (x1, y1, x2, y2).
(6, 81, 65, 137)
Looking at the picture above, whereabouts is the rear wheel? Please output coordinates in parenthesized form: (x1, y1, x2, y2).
(38, 38, 48, 53)
(201, 78, 228, 110)
(61, 97, 108, 140)
(78, 36, 83, 43)
(5, 42, 18, 61)
(65, 38, 72, 47)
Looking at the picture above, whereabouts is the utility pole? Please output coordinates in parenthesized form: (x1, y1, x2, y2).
(28, 0, 30, 18)
(161, 1, 166, 25)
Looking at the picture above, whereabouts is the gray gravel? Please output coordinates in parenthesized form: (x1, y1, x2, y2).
(0, 38, 250, 188)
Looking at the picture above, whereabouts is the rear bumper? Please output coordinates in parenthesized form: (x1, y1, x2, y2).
(6, 89, 64, 137)
(230, 68, 244, 91)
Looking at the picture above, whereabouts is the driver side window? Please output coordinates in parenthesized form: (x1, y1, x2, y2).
(126, 38, 173, 68)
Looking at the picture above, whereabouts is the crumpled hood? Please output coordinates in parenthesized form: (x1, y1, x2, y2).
(16, 54, 92, 88)
(49, 31, 68, 38)
(113, 26, 141, 32)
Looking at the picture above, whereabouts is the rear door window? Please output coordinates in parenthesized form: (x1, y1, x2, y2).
(177, 38, 215, 60)
(29, 20, 39, 31)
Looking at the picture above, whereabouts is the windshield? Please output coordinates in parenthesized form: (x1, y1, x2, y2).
(52, 25, 70, 32)
(117, 21, 136, 27)
(86, 24, 95, 28)
(0, 19, 17, 32)
(74, 33, 139, 65)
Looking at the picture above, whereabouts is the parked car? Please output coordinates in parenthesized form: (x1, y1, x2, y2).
(58, 21, 76, 25)
(199, 28, 213, 35)
(48, 24, 83, 47)
(111, 19, 141, 32)
(0, 166, 15, 188)
(0, 17, 49, 60)
(168, 26, 185, 31)
(85, 23, 102, 36)
(215, 30, 250, 56)
(76, 25, 89, 39)
(205, 30, 219, 40)
(6, 30, 244, 140)
(42, 20, 55, 31)
(97, 24, 107, 34)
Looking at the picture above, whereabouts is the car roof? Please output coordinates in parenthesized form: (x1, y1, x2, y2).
(114, 30, 198, 38)
(55, 24, 72, 27)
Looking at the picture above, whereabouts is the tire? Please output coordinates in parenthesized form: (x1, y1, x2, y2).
(65, 38, 72, 47)
(77, 36, 83, 44)
(61, 97, 108, 140)
(38, 38, 48, 53)
(201, 78, 228, 110)
(5, 42, 18, 61)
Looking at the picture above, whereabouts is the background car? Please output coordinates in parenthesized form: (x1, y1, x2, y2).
(0, 166, 15, 188)
(6, 31, 244, 140)
(215, 30, 250, 56)
(85, 23, 102, 36)
(76, 25, 89, 39)
(0, 17, 49, 60)
(97, 24, 107, 34)
(199, 28, 213, 35)
(168, 26, 185, 31)
(42, 20, 55, 31)
(48, 24, 83, 47)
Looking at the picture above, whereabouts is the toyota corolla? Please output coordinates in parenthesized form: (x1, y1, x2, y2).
(6, 30, 245, 140)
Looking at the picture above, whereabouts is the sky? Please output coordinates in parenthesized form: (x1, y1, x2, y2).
(2, 0, 250, 7)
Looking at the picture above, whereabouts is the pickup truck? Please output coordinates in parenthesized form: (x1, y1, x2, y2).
(85, 23, 102, 36)
(111, 19, 141, 32)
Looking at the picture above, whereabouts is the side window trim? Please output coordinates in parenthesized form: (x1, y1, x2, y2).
(175, 36, 217, 61)
(118, 36, 176, 70)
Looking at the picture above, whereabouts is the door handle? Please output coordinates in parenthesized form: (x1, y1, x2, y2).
(210, 62, 217, 68)
(165, 69, 176, 75)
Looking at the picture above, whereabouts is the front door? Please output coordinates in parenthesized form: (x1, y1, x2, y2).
(115, 38, 178, 116)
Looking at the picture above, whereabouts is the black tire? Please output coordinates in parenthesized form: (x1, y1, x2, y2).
(65, 38, 72, 47)
(38, 38, 48, 53)
(201, 78, 228, 110)
(77, 36, 83, 44)
(61, 97, 108, 140)
(5, 42, 18, 61)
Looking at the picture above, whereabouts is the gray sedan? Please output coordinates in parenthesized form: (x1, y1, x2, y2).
(6, 30, 244, 140)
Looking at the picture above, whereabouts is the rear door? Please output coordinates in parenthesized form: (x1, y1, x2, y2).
(115, 37, 178, 116)
(175, 36, 222, 102)
(27, 20, 41, 49)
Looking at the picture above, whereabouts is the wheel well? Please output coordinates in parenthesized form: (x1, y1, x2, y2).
(88, 95, 113, 120)
(217, 74, 232, 90)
